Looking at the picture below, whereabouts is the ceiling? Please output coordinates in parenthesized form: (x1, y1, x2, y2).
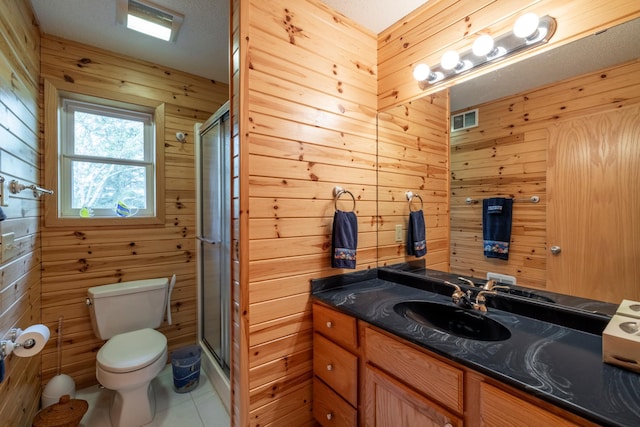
(30, 1, 639, 110)
(29, 0, 427, 85)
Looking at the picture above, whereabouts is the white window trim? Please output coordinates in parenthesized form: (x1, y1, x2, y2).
(59, 97, 156, 218)
(44, 79, 165, 228)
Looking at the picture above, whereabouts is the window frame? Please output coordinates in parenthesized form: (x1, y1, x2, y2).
(44, 79, 165, 227)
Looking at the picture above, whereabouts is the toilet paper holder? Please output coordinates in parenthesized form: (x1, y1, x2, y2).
(1, 325, 50, 359)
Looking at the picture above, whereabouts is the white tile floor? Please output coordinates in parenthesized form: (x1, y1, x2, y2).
(77, 365, 230, 427)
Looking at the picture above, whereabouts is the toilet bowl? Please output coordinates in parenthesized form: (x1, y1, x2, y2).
(87, 278, 172, 427)
(96, 328, 168, 427)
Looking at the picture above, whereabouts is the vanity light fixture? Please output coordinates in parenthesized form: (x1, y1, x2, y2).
(414, 13, 556, 89)
(513, 13, 541, 39)
(412, 63, 443, 84)
(441, 50, 473, 72)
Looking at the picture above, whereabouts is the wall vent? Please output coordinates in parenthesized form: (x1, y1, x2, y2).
(451, 109, 478, 131)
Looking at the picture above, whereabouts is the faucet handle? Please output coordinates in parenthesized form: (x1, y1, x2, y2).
(444, 280, 462, 295)
(474, 290, 498, 312)
(483, 280, 510, 291)
(457, 277, 476, 287)
(444, 281, 467, 304)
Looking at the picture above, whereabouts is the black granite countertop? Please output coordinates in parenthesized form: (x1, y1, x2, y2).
(311, 269, 640, 427)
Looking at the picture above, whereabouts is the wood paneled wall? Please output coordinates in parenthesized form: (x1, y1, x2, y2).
(39, 35, 227, 390)
(232, 0, 377, 424)
(450, 59, 640, 292)
(377, 93, 450, 269)
(377, 0, 640, 111)
(0, 1, 43, 424)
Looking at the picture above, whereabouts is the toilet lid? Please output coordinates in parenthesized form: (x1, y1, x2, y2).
(97, 328, 167, 373)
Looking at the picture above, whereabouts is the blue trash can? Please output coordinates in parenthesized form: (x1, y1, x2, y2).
(171, 345, 201, 393)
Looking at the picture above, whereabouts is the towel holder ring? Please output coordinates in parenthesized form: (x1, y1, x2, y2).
(333, 186, 356, 212)
(406, 191, 424, 212)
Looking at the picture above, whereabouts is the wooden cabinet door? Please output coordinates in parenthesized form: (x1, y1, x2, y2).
(364, 364, 462, 427)
(547, 105, 640, 303)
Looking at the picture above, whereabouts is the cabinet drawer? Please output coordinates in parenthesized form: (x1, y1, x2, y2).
(313, 303, 358, 350)
(313, 377, 357, 427)
(314, 333, 358, 406)
(480, 382, 579, 426)
(364, 327, 463, 414)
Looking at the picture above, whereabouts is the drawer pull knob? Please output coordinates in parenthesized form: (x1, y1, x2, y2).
(326, 364, 333, 371)
(326, 321, 333, 328)
(326, 412, 333, 420)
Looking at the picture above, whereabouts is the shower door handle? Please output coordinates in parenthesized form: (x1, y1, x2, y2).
(197, 237, 221, 245)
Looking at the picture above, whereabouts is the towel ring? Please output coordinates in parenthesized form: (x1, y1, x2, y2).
(333, 187, 356, 212)
(406, 191, 424, 212)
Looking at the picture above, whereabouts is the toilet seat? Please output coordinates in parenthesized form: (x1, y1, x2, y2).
(97, 328, 167, 373)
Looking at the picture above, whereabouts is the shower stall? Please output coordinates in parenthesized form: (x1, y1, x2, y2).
(195, 101, 231, 410)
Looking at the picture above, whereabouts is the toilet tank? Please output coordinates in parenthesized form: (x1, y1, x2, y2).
(88, 278, 169, 340)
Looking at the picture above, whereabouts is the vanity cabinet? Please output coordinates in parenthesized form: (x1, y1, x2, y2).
(364, 327, 462, 427)
(312, 303, 359, 426)
(313, 302, 597, 427)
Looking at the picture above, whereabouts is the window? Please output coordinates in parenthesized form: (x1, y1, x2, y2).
(60, 97, 155, 218)
(451, 109, 479, 131)
(44, 80, 165, 226)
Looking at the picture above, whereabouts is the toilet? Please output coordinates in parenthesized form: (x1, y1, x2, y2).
(87, 278, 170, 427)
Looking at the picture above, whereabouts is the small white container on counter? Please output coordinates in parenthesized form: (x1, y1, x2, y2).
(615, 299, 640, 319)
(603, 308, 640, 373)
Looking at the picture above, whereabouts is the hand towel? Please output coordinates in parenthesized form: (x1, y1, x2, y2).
(483, 198, 513, 260)
(331, 210, 358, 269)
(407, 210, 427, 258)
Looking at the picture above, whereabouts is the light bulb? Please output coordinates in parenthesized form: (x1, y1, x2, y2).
(472, 35, 495, 56)
(441, 50, 461, 70)
(413, 63, 432, 81)
(514, 13, 540, 38)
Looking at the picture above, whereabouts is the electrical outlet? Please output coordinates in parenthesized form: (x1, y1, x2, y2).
(395, 224, 403, 242)
(1, 233, 16, 263)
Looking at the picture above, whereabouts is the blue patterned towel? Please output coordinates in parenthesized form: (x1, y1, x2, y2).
(483, 198, 513, 260)
(407, 210, 427, 258)
(331, 210, 358, 269)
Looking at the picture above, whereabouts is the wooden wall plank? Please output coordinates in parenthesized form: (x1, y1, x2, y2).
(233, 0, 377, 423)
(377, 92, 451, 269)
(0, 1, 42, 423)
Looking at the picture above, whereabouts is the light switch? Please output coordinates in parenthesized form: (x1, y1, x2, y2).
(395, 224, 403, 242)
(1, 233, 16, 263)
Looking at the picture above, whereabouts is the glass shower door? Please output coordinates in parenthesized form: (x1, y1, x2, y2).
(198, 105, 230, 376)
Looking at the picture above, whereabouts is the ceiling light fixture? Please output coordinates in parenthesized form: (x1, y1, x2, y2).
(413, 14, 556, 90)
(116, 0, 184, 42)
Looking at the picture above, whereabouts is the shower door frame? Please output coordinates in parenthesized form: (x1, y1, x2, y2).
(195, 101, 231, 412)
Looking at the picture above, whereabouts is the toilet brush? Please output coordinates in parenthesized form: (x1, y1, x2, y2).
(42, 317, 76, 407)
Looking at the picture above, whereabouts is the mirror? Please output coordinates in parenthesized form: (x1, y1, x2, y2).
(377, 18, 640, 306)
